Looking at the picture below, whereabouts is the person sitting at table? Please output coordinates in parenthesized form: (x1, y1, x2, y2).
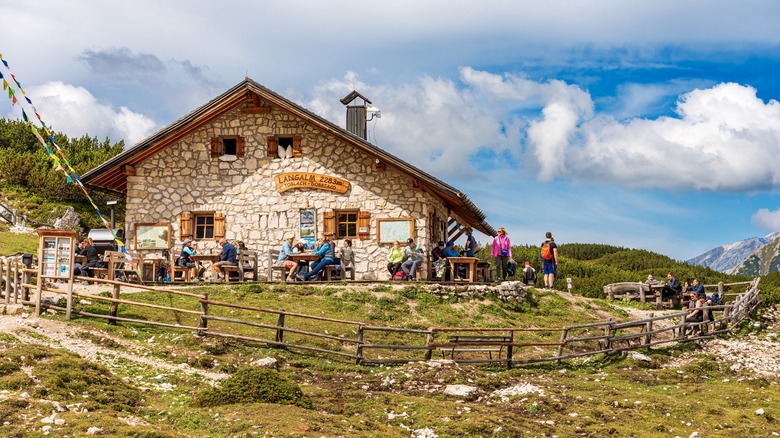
(338, 239, 354, 269)
(387, 241, 404, 278)
(644, 274, 661, 285)
(176, 239, 205, 280)
(73, 238, 86, 276)
(212, 238, 237, 280)
(275, 236, 298, 281)
(685, 291, 708, 323)
(444, 241, 466, 279)
(298, 237, 335, 281)
(431, 241, 448, 280)
(80, 237, 101, 277)
(662, 271, 682, 298)
(401, 238, 424, 280)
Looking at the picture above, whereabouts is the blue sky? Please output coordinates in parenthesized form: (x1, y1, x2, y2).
(2, 0, 780, 260)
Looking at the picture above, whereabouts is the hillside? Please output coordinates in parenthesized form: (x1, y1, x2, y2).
(732, 236, 780, 276)
(0, 282, 777, 437)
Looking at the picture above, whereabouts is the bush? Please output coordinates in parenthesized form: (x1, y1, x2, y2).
(193, 367, 312, 409)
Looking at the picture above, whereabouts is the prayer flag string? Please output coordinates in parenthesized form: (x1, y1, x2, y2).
(0, 53, 131, 258)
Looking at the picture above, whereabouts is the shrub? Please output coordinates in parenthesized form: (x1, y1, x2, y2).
(193, 367, 312, 409)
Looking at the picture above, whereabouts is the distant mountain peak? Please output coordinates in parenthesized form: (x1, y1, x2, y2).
(687, 232, 780, 273)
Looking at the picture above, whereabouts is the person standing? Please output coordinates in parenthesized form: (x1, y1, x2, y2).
(522, 261, 537, 287)
(212, 238, 237, 280)
(464, 227, 477, 257)
(540, 231, 558, 289)
(491, 227, 511, 282)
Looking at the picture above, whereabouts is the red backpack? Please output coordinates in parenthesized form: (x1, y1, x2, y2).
(393, 271, 408, 281)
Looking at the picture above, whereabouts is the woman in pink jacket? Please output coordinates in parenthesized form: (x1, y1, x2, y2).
(491, 227, 511, 281)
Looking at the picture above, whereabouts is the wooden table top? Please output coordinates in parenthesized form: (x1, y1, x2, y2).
(192, 254, 221, 262)
(287, 253, 320, 262)
(448, 257, 479, 264)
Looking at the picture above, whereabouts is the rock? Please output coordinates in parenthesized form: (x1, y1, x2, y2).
(689, 432, 700, 438)
(250, 357, 277, 368)
(443, 384, 478, 397)
(756, 408, 765, 415)
(628, 351, 651, 362)
(53, 207, 80, 230)
(87, 426, 103, 435)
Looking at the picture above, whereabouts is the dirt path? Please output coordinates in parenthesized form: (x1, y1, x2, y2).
(0, 309, 228, 382)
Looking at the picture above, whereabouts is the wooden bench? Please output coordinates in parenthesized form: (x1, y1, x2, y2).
(268, 249, 290, 281)
(432, 335, 512, 360)
(103, 250, 143, 284)
(222, 250, 258, 282)
(604, 282, 673, 309)
(324, 250, 355, 281)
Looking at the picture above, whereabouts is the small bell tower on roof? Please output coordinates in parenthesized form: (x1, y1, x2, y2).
(341, 91, 380, 141)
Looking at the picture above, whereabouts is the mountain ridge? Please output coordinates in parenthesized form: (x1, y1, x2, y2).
(687, 230, 780, 274)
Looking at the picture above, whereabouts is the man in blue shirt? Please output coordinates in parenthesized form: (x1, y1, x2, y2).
(212, 238, 237, 280)
(464, 228, 477, 257)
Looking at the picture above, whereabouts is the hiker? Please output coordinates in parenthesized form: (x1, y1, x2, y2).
(540, 232, 558, 289)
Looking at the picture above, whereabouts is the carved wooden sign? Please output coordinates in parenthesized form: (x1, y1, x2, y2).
(274, 172, 350, 194)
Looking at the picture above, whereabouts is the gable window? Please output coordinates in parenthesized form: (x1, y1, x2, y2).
(180, 211, 225, 241)
(210, 136, 245, 159)
(266, 136, 302, 159)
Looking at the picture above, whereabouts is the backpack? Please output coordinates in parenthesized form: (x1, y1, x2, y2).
(506, 262, 517, 277)
(393, 271, 408, 281)
(541, 242, 554, 261)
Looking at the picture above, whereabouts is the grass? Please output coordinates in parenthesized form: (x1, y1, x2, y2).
(0, 282, 777, 436)
(0, 228, 38, 256)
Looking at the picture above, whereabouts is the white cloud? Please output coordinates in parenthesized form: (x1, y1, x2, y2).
(8, 81, 157, 146)
(751, 208, 780, 231)
(305, 70, 780, 192)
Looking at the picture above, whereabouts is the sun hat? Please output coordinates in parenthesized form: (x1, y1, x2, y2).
(182, 239, 192, 246)
(446, 241, 455, 247)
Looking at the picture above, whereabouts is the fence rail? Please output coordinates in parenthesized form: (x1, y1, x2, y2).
(0, 259, 764, 368)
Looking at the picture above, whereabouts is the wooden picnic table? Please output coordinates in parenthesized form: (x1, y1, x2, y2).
(448, 257, 479, 282)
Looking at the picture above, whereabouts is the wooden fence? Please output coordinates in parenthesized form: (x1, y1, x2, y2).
(0, 258, 763, 368)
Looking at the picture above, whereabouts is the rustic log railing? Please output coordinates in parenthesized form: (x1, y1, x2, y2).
(0, 263, 764, 368)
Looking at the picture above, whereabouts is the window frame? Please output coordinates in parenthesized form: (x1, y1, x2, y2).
(193, 212, 215, 240)
(335, 209, 360, 239)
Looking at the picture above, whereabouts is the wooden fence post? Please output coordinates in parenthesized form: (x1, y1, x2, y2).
(718, 282, 724, 297)
(424, 329, 434, 361)
(107, 283, 120, 325)
(199, 292, 208, 335)
(644, 313, 653, 347)
(12, 262, 20, 299)
(4, 258, 10, 304)
(556, 328, 569, 362)
(506, 330, 514, 369)
(355, 325, 364, 364)
(275, 313, 285, 343)
(22, 268, 30, 303)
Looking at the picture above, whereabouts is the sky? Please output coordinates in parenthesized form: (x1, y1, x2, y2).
(2, 0, 780, 261)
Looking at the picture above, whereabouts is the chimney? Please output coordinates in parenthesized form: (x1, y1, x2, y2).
(340, 90, 375, 140)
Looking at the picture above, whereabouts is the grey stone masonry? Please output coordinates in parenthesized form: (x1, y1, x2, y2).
(125, 105, 449, 280)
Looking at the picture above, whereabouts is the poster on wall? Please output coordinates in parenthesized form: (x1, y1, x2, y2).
(299, 208, 317, 251)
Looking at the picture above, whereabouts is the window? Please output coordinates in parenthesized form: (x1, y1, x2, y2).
(266, 136, 302, 159)
(210, 136, 244, 159)
(336, 210, 359, 238)
(277, 137, 293, 159)
(324, 210, 370, 240)
(194, 213, 215, 239)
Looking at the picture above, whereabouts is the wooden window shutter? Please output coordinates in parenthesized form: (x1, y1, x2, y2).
(323, 211, 335, 239)
(210, 138, 221, 158)
(266, 136, 277, 158)
(214, 212, 225, 240)
(180, 212, 192, 240)
(236, 137, 245, 157)
(292, 136, 302, 157)
(358, 211, 371, 239)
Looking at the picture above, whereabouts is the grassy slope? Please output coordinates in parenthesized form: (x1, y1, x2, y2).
(0, 283, 776, 437)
